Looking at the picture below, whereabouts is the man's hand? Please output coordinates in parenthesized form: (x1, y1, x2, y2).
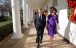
(46, 24, 48, 30)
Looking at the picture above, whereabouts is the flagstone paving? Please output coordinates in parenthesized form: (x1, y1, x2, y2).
(0, 23, 74, 48)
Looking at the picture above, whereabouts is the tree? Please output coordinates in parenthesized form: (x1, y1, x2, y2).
(0, 0, 22, 16)
(4, 1, 12, 16)
(0, 0, 11, 16)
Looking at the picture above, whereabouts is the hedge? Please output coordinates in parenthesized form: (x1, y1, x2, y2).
(5, 16, 12, 21)
(0, 16, 23, 41)
(0, 16, 12, 22)
(0, 16, 6, 22)
(0, 21, 13, 41)
(21, 17, 23, 25)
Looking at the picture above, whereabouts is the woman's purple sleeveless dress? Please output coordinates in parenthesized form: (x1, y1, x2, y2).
(47, 14, 59, 36)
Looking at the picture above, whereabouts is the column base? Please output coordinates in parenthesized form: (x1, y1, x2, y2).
(28, 22, 31, 24)
(11, 33, 24, 39)
(22, 25, 29, 28)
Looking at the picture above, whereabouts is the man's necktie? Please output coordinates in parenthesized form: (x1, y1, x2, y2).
(40, 15, 42, 20)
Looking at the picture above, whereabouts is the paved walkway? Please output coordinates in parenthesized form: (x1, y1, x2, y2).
(0, 22, 74, 48)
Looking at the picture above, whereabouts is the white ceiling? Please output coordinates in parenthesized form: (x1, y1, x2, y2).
(27, 0, 49, 10)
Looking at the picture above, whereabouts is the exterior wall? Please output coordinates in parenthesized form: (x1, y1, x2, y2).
(43, 0, 76, 46)
(55, 0, 67, 15)
(55, 0, 68, 37)
(42, 0, 54, 15)
(56, 0, 76, 46)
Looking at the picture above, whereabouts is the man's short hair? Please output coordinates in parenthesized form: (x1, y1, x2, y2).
(39, 8, 42, 10)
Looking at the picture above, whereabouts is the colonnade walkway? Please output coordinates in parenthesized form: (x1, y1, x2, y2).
(0, 22, 74, 48)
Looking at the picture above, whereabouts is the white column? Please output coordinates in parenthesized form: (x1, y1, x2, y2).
(31, 9, 33, 21)
(26, 4, 29, 24)
(11, 0, 23, 39)
(28, 6, 31, 24)
(29, 7, 32, 22)
(30, 7, 32, 21)
(22, 0, 28, 28)
(32, 9, 33, 19)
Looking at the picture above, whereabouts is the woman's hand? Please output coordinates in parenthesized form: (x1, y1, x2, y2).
(58, 25, 60, 30)
(58, 23, 60, 30)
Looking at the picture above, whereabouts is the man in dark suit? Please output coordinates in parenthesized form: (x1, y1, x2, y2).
(34, 9, 46, 47)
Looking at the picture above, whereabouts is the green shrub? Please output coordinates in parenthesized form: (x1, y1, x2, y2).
(21, 17, 23, 25)
(0, 21, 13, 41)
(5, 16, 12, 21)
(67, 7, 72, 19)
(0, 16, 6, 22)
(0, 16, 12, 22)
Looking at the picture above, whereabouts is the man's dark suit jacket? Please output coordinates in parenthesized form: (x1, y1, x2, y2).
(34, 14, 46, 28)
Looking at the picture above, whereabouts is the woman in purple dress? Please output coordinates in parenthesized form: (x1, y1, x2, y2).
(46, 8, 60, 46)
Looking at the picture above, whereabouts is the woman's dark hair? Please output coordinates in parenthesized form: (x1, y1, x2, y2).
(53, 8, 57, 13)
(43, 10, 47, 13)
(51, 7, 57, 13)
(50, 7, 55, 10)
(39, 8, 42, 10)
(50, 7, 57, 13)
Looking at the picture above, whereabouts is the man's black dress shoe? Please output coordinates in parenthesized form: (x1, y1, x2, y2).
(40, 40, 42, 43)
(40, 41, 42, 43)
(37, 44, 40, 48)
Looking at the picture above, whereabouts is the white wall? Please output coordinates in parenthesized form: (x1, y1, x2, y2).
(56, 0, 76, 46)
(43, 0, 76, 46)
(42, 0, 54, 15)
(55, 0, 68, 38)
(55, 0, 67, 15)
(58, 9, 76, 46)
